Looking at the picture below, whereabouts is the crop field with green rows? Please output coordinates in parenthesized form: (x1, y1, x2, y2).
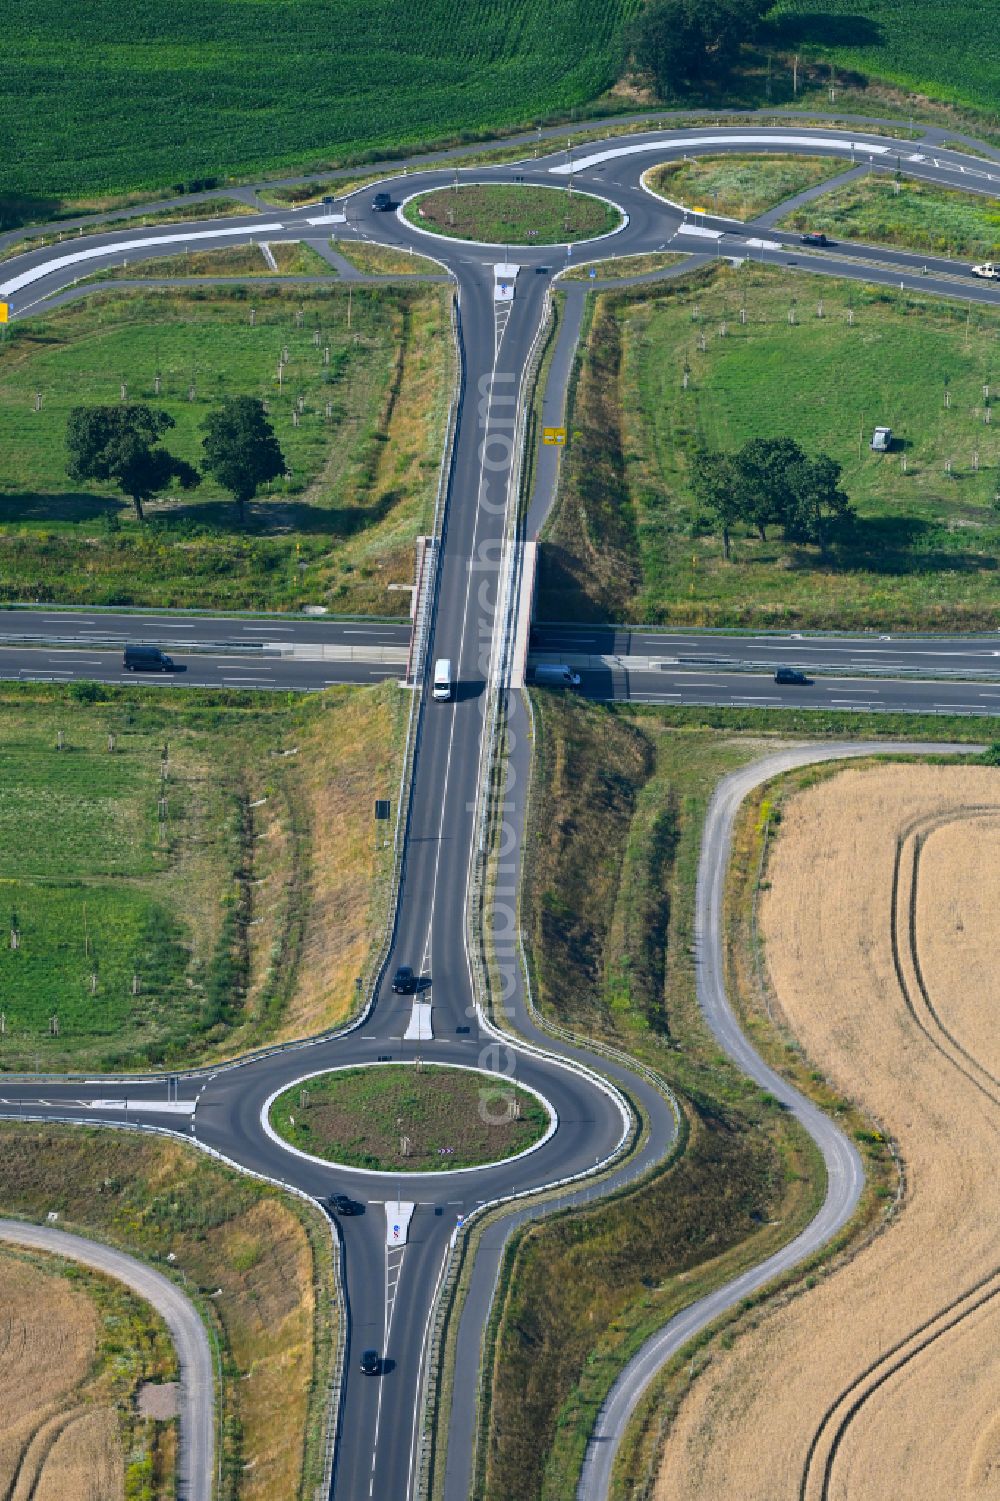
(3, 0, 635, 217)
(770, 0, 1000, 119)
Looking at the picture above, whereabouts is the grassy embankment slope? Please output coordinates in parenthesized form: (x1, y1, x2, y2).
(0, 683, 405, 1072)
(539, 262, 1000, 631)
(0, 1243, 177, 1500)
(0, 1124, 336, 1501)
(0, 284, 452, 612)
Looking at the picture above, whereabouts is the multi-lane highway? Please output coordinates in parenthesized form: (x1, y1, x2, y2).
(1, 115, 999, 1501)
(0, 609, 411, 690)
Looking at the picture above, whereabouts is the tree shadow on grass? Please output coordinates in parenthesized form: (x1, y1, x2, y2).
(0, 193, 65, 233)
(146, 489, 403, 539)
(799, 514, 999, 576)
(767, 12, 885, 50)
(0, 491, 123, 524)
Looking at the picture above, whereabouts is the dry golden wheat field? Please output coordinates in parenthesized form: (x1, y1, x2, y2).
(0, 1251, 123, 1501)
(655, 763, 1000, 1501)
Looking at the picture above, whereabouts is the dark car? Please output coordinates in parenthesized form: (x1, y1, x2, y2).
(800, 231, 831, 247)
(391, 965, 417, 994)
(123, 644, 176, 673)
(371, 191, 393, 212)
(774, 667, 810, 685)
(327, 1193, 360, 1216)
(360, 1349, 381, 1376)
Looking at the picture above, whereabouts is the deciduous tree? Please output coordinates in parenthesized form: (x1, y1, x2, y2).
(201, 396, 286, 525)
(67, 404, 199, 521)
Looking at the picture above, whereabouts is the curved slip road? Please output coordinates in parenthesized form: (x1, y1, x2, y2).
(576, 739, 983, 1499)
(0, 1217, 213, 1501)
(0, 116, 998, 1501)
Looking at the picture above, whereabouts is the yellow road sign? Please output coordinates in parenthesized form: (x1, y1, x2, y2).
(0, 303, 8, 324)
(542, 426, 566, 446)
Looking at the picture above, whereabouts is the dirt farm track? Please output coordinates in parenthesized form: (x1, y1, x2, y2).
(655, 762, 1000, 1501)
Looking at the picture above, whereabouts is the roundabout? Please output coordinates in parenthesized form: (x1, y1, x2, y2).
(401, 181, 623, 243)
(266, 1062, 554, 1173)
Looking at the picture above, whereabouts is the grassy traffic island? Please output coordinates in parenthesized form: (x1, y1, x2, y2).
(403, 184, 621, 244)
(644, 154, 849, 220)
(270, 1064, 552, 1171)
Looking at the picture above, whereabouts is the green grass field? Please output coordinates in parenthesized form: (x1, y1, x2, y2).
(405, 185, 621, 245)
(0, 682, 404, 1071)
(646, 154, 848, 220)
(0, 284, 451, 611)
(1, 0, 636, 220)
(272, 1065, 549, 1170)
(781, 174, 1000, 259)
(540, 264, 1000, 630)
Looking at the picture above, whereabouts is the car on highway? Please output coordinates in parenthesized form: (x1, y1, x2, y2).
(774, 667, 810, 685)
(391, 965, 417, 994)
(360, 1349, 381, 1375)
(800, 231, 832, 247)
(326, 1193, 361, 1216)
(971, 262, 999, 280)
(371, 191, 393, 211)
(123, 644, 176, 672)
(532, 663, 581, 688)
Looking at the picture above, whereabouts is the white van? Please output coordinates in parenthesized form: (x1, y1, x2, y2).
(432, 658, 453, 702)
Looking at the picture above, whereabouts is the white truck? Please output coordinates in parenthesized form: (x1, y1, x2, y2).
(971, 262, 999, 280)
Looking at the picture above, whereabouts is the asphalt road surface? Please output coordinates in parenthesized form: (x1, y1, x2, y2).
(0, 1218, 214, 1501)
(1, 116, 999, 1501)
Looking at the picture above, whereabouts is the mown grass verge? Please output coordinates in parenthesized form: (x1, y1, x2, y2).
(0, 283, 452, 613)
(334, 240, 445, 276)
(0, 680, 405, 1072)
(561, 252, 688, 282)
(538, 262, 1000, 631)
(0, 1123, 336, 1501)
(88, 242, 334, 282)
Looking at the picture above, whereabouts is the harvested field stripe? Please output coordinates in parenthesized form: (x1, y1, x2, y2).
(889, 812, 1000, 1105)
(907, 815, 1000, 1093)
(801, 1268, 1000, 1501)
